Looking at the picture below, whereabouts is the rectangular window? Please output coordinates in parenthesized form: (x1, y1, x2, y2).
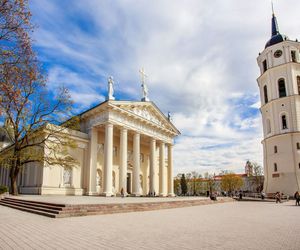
(297, 76, 300, 95)
(264, 85, 268, 104)
(291, 51, 297, 62)
(274, 146, 277, 153)
(263, 60, 267, 72)
(297, 143, 300, 150)
(299, 163, 300, 169)
(274, 163, 278, 172)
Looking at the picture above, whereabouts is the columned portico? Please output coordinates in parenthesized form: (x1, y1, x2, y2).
(103, 123, 113, 196)
(132, 132, 141, 196)
(159, 142, 166, 196)
(168, 144, 175, 196)
(81, 100, 180, 197)
(119, 128, 128, 194)
(149, 138, 156, 195)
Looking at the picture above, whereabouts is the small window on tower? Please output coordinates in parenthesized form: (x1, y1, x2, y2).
(297, 143, 300, 150)
(282, 115, 288, 130)
(297, 76, 300, 95)
(291, 51, 297, 62)
(278, 79, 287, 98)
(274, 146, 277, 153)
(263, 60, 267, 72)
(298, 163, 300, 169)
(264, 85, 268, 104)
(274, 163, 278, 172)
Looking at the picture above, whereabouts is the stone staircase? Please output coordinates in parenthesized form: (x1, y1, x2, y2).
(0, 197, 233, 218)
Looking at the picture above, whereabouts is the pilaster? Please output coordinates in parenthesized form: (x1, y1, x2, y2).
(159, 142, 166, 196)
(103, 123, 113, 196)
(86, 127, 98, 195)
(168, 144, 175, 196)
(132, 133, 141, 196)
(149, 138, 156, 196)
(119, 128, 128, 194)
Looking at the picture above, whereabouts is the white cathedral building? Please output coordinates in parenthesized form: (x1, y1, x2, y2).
(258, 11, 300, 196)
(0, 75, 180, 196)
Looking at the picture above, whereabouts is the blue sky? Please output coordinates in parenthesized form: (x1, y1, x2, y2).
(29, 0, 300, 174)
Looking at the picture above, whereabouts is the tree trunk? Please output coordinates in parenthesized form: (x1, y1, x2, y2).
(9, 166, 19, 195)
(10, 174, 18, 195)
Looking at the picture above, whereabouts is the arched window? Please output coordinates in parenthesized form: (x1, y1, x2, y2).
(266, 119, 271, 134)
(262, 60, 267, 72)
(291, 51, 297, 62)
(263, 85, 268, 104)
(297, 76, 300, 95)
(281, 115, 288, 129)
(278, 79, 287, 97)
(274, 146, 277, 153)
(297, 142, 300, 150)
(274, 163, 278, 172)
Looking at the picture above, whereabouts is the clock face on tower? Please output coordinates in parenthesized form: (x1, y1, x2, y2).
(274, 50, 283, 58)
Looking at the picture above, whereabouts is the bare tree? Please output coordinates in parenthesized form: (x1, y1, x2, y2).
(0, 0, 78, 195)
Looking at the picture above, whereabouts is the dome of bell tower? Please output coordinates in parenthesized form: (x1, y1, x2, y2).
(265, 13, 288, 48)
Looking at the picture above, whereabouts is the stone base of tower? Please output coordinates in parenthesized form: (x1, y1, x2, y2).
(262, 133, 300, 197)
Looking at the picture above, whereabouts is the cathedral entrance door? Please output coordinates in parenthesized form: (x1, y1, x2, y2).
(127, 173, 132, 194)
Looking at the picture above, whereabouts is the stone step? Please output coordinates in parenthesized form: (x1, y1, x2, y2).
(0, 200, 63, 214)
(0, 197, 234, 218)
(3, 197, 66, 207)
(0, 201, 56, 218)
(2, 198, 65, 210)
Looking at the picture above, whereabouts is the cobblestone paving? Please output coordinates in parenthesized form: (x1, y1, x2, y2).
(0, 200, 299, 250)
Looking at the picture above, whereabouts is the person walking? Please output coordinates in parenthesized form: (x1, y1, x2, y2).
(294, 191, 300, 206)
(275, 192, 280, 203)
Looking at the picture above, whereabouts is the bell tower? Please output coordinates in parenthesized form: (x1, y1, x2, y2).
(257, 10, 300, 195)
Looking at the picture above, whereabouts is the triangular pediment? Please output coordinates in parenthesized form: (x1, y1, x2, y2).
(109, 101, 180, 135)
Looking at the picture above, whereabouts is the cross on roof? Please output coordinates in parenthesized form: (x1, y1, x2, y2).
(139, 68, 147, 85)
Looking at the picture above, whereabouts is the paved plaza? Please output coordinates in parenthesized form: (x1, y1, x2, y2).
(0, 200, 299, 250)
(6, 195, 208, 205)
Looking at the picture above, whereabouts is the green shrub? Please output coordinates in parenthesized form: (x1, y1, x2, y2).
(0, 185, 8, 194)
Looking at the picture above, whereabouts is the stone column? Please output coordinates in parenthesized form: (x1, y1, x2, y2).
(103, 123, 113, 196)
(119, 128, 128, 194)
(87, 127, 98, 195)
(168, 144, 175, 196)
(132, 132, 141, 196)
(159, 142, 166, 196)
(149, 138, 156, 196)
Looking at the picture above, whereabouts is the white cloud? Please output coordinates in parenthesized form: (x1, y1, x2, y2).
(30, 0, 300, 174)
